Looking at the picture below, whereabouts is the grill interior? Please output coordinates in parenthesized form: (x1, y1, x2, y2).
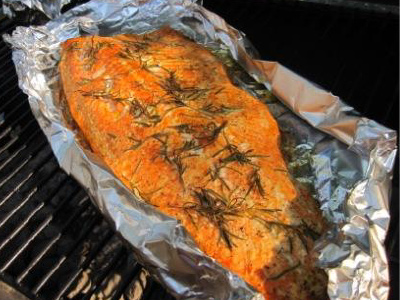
(0, 1, 398, 300)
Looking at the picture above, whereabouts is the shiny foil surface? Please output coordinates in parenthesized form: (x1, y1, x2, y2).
(2, 0, 70, 19)
(3, 0, 397, 299)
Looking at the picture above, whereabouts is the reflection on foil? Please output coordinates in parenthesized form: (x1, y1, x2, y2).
(2, 0, 71, 19)
(3, 0, 397, 299)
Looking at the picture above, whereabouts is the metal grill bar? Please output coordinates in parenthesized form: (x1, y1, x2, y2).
(8, 190, 90, 281)
(34, 222, 115, 299)
(0, 134, 47, 177)
(31, 213, 100, 294)
(15, 187, 82, 282)
(0, 78, 23, 100)
(0, 168, 62, 256)
(0, 101, 31, 128)
(0, 172, 67, 229)
(0, 130, 45, 171)
(50, 229, 115, 300)
(0, 119, 38, 156)
(0, 172, 71, 237)
(0, 72, 17, 90)
(81, 247, 127, 300)
(109, 259, 142, 300)
(0, 88, 23, 112)
(0, 149, 55, 205)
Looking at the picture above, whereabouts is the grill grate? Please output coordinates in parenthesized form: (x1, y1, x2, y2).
(0, 19, 171, 300)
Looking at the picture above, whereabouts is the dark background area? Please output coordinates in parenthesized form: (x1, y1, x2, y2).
(0, 0, 398, 299)
(203, 0, 398, 131)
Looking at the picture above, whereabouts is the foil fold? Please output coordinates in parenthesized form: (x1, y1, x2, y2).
(2, 0, 70, 19)
(3, 0, 397, 299)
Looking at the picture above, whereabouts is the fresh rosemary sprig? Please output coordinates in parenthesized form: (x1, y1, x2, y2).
(171, 188, 281, 250)
(117, 47, 138, 60)
(107, 133, 116, 139)
(171, 155, 187, 181)
(206, 164, 231, 191)
(169, 152, 199, 187)
(126, 136, 144, 151)
(170, 121, 227, 155)
(194, 121, 227, 146)
(122, 40, 151, 52)
(212, 131, 268, 169)
(159, 71, 210, 103)
(126, 132, 194, 187)
(151, 122, 226, 186)
(218, 147, 268, 167)
(252, 219, 313, 254)
(79, 90, 126, 102)
(301, 220, 321, 241)
(288, 235, 293, 254)
(200, 103, 241, 116)
(267, 261, 301, 281)
(245, 168, 265, 197)
(175, 140, 198, 153)
(117, 39, 152, 61)
(137, 57, 171, 78)
(80, 89, 162, 127)
(186, 188, 246, 249)
(84, 40, 113, 70)
(170, 124, 196, 134)
(66, 41, 80, 52)
(204, 130, 269, 194)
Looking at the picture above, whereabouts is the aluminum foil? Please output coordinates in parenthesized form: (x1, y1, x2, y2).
(2, 0, 71, 19)
(3, 0, 397, 299)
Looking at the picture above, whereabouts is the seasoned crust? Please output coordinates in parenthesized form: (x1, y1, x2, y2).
(59, 27, 328, 299)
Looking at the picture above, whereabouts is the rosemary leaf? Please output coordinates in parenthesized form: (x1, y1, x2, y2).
(267, 262, 301, 281)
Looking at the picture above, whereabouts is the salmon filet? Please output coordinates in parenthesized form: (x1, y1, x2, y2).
(59, 28, 328, 299)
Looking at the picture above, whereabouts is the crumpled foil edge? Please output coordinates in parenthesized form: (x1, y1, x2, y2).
(3, 0, 397, 299)
(2, 0, 70, 19)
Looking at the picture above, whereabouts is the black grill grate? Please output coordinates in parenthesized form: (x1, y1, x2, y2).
(0, 1, 399, 300)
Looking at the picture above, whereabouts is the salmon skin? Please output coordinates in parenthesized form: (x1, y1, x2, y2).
(59, 28, 328, 300)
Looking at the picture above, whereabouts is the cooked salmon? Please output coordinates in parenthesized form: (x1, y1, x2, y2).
(59, 27, 328, 300)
